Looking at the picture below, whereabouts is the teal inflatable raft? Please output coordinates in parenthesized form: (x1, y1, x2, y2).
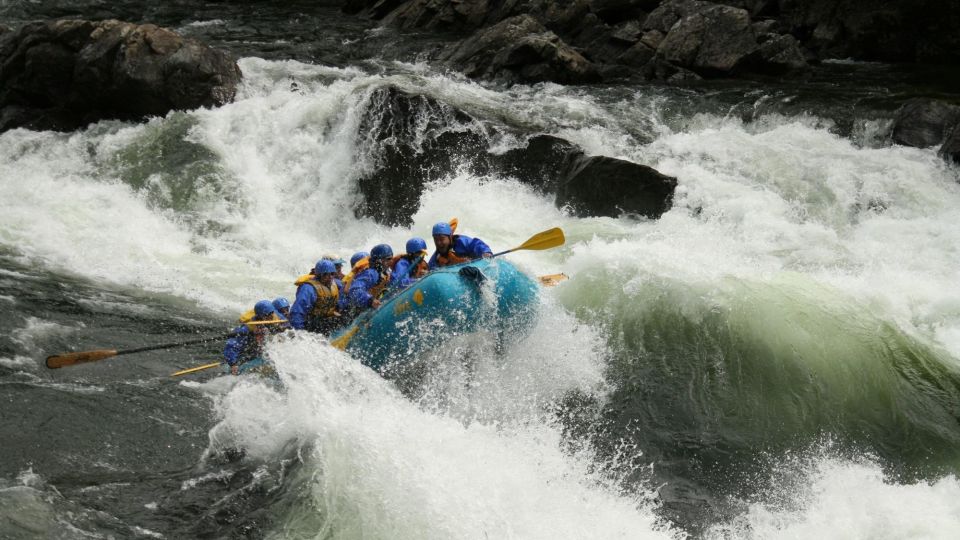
(331, 258, 539, 370)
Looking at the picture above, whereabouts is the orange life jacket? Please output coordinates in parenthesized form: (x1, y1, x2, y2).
(434, 249, 471, 267)
(389, 252, 429, 278)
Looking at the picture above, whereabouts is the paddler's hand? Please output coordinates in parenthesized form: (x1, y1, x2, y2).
(482, 252, 492, 258)
(371, 299, 381, 308)
(230, 365, 239, 376)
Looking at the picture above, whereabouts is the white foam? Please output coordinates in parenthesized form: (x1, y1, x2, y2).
(0, 355, 34, 369)
(707, 457, 960, 540)
(206, 335, 676, 540)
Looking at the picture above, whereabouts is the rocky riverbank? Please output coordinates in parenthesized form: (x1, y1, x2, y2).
(0, 19, 240, 132)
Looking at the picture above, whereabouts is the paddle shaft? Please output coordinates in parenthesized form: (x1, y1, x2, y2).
(171, 361, 223, 377)
(112, 336, 229, 357)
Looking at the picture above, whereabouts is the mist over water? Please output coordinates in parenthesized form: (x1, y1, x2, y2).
(2, 6, 960, 537)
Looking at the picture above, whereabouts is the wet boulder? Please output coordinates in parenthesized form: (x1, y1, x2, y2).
(939, 128, 960, 165)
(891, 99, 960, 149)
(353, 86, 491, 227)
(557, 155, 677, 219)
(354, 85, 676, 225)
(0, 19, 241, 133)
(441, 15, 601, 85)
(493, 135, 584, 193)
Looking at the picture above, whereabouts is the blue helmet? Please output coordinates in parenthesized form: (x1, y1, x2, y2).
(272, 297, 290, 311)
(254, 299, 277, 318)
(406, 237, 427, 254)
(350, 251, 368, 268)
(314, 259, 337, 275)
(370, 244, 393, 260)
(322, 254, 346, 266)
(432, 222, 453, 236)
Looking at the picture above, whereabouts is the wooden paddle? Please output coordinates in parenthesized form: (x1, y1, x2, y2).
(45, 335, 231, 369)
(492, 227, 565, 258)
(538, 273, 569, 286)
(171, 361, 223, 377)
(46, 318, 290, 370)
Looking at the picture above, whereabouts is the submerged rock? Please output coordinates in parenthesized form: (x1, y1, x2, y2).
(0, 19, 241, 133)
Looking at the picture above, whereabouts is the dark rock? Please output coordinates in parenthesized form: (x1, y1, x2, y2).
(619, 41, 656, 67)
(557, 155, 677, 219)
(751, 18, 779, 36)
(354, 86, 491, 227)
(354, 85, 676, 224)
(640, 56, 702, 81)
(718, 0, 773, 16)
(573, 14, 638, 65)
(640, 29, 665, 49)
(382, 0, 493, 31)
(657, 5, 758, 75)
(891, 99, 960, 149)
(538, 1, 593, 35)
(775, 0, 960, 65)
(365, 0, 409, 19)
(643, 0, 708, 33)
(589, 0, 648, 23)
(442, 15, 601, 85)
(610, 20, 643, 44)
(0, 19, 240, 133)
(341, 0, 370, 15)
(753, 33, 808, 73)
(494, 135, 583, 193)
(939, 128, 960, 165)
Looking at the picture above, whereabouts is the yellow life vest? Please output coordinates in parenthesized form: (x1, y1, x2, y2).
(303, 278, 340, 318)
(367, 269, 391, 301)
(342, 257, 369, 292)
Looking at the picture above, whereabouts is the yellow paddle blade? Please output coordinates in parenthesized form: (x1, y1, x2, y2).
(46, 349, 118, 369)
(330, 326, 359, 350)
(171, 361, 223, 377)
(516, 227, 565, 252)
(449, 217, 458, 233)
(538, 273, 569, 287)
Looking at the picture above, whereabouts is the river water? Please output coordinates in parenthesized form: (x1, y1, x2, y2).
(2, 2, 960, 538)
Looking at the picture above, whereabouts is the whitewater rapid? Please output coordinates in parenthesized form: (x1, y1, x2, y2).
(3, 55, 960, 538)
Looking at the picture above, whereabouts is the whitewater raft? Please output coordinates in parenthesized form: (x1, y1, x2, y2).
(330, 259, 539, 370)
